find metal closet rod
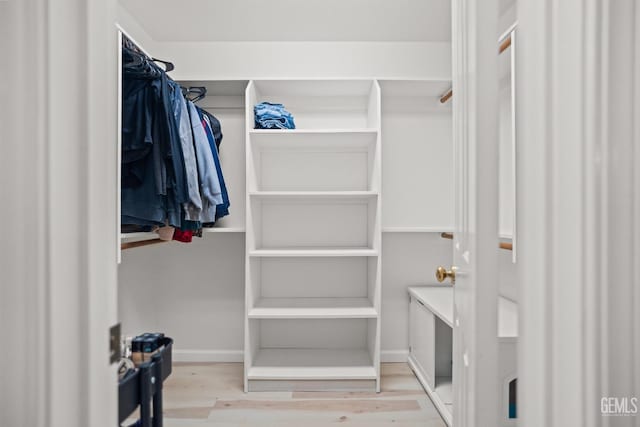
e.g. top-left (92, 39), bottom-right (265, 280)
top-left (439, 27), bottom-right (515, 104)
top-left (440, 232), bottom-right (513, 251)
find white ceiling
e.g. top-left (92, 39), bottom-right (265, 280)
top-left (119, 0), bottom-right (451, 42)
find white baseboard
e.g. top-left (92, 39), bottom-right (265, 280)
top-left (173, 349), bottom-right (408, 364)
top-left (173, 349), bottom-right (243, 363)
top-left (381, 350), bottom-right (409, 363)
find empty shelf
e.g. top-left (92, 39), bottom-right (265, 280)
top-left (249, 248), bottom-right (379, 257)
top-left (249, 191), bottom-right (378, 199)
top-left (249, 297), bottom-right (377, 319)
top-left (250, 130), bottom-right (377, 151)
top-left (248, 348), bottom-right (376, 380)
top-left (250, 128), bottom-right (378, 135)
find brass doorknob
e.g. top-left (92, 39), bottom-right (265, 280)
top-left (436, 266), bottom-right (457, 284)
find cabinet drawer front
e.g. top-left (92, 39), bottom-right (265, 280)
top-left (410, 298), bottom-right (436, 389)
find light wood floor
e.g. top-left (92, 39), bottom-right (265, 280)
top-left (158, 362), bottom-right (446, 427)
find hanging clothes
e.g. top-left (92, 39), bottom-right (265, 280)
top-left (200, 109), bottom-right (224, 150)
top-left (121, 46), bottom-right (182, 228)
top-left (198, 107), bottom-right (230, 223)
top-left (169, 80), bottom-right (202, 222)
top-left (120, 41), bottom-right (231, 241)
top-left (186, 100), bottom-right (222, 223)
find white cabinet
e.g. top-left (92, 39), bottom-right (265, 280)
top-left (408, 286), bottom-right (518, 426)
top-left (244, 80), bottom-right (382, 392)
top-left (408, 286), bottom-right (454, 426)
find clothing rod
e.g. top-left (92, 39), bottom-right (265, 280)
top-left (498, 22), bottom-right (517, 54)
top-left (499, 36), bottom-right (512, 54)
top-left (442, 232), bottom-right (514, 251)
top-left (439, 88), bottom-right (453, 104)
top-left (121, 239), bottom-right (168, 250)
top-left (498, 21), bottom-right (518, 44)
top-left (439, 23), bottom-right (517, 105)
top-left (499, 241), bottom-right (513, 251)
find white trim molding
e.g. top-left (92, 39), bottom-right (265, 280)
top-left (172, 349), bottom-right (409, 364)
top-left (173, 350), bottom-right (245, 363)
top-left (517, 1), bottom-right (639, 426)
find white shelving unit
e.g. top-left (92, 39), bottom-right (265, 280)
top-left (244, 79), bottom-right (382, 392)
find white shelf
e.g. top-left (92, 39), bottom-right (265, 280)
top-left (120, 228), bottom-right (245, 244)
top-left (250, 191), bottom-right (378, 199)
top-left (249, 297), bottom-right (377, 319)
top-left (248, 348), bottom-right (376, 380)
top-left (250, 128), bottom-right (378, 135)
top-left (249, 248), bottom-right (378, 257)
top-left (120, 232), bottom-right (157, 242)
top-left (202, 227), bottom-right (246, 233)
top-left (252, 79), bottom-right (375, 97)
top-left (250, 129), bottom-right (377, 151)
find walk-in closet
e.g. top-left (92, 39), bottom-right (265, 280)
top-left (5, 0), bottom-right (640, 426)
top-left (112, 0), bottom-right (521, 425)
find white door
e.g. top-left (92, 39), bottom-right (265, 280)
top-left (449, 0), bottom-right (501, 425)
top-left (0, 1), bottom-right (119, 426)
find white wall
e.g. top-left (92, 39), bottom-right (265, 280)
top-left (117, 4), bottom-right (156, 52)
top-left (119, 235), bottom-right (246, 361)
top-left (117, 4), bottom-right (451, 81)
top-left (381, 234), bottom-right (453, 360)
top-left (155, 41), bottom-right (451, 81)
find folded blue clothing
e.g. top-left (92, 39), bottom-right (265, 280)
top-left (254, 102), bottom-right (296, 130)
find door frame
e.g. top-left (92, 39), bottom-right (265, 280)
top-left (451, 0), bottom-right (501, 425)
top-left (0, 0), bottom-right (119, 426)
top-left (517, 1), bottom-right (640, 426)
